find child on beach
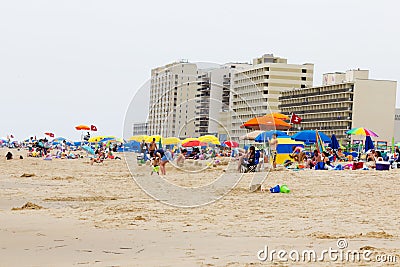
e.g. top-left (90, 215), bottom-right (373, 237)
top-left (151, 156), bottom-right (160, 175)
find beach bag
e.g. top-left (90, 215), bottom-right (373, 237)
top-left (352, 162), bottom-right (364, 170)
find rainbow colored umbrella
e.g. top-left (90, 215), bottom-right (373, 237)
top-left (346, 128), bottom-right (378, 137)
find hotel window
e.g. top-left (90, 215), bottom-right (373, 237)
top-left (302, 69), bottom-right (307, 73)
top-left (301, 77), bottom-right (306, 81)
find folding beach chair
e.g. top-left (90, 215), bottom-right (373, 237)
top-left (241, 150), bottom-right (260, 173)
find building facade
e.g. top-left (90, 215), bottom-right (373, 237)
top-left (148, 60), bottom-right (198, 138)
top-left (194, 63), bottom-right (250, 137)
top-left (279, 69), bottom-right (397, 143)
top-left (394, 108), bottom-right (400, 143)
top-left (132, 122), bottom-right (148, 136)
top-left (231, 54), bottom-right (314, 141)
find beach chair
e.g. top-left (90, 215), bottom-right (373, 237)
top-left (241, 150), bottom-right (260, 173)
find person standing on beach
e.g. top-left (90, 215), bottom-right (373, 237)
top-left (140, 139), bottom-right (148, 161)
top-left (149, 138), bottom-right (157, 158)
top-left (269, 134), bottom-right (278, 169)
top-left (155, 148), bottom-right (172, 175)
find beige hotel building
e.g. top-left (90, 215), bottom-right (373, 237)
top-left (279, 69), bottom-right (397, 143)
top-left (230, 54), bottom-right (314, 141)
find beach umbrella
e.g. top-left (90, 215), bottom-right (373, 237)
top-left (240, 116), bottom-right (291, 130)
top-left (75, 125), bottom-right (91, 131)
top-left (181, 137), bottom-right (199, 144)
top-left (145, 135), bottom-right (162, 143)
top-left (365, 136), bottom-right (375, 152)
top-left (239, 130), bottom-right (264, 140)
top-left (346, 127), bottom-right (378, 137)
top-left (315, 130), bottom-right (326, 153)
top-left (329, 134), bottom-right (340, 150)
top-left (52, 137), bottom-right (67, 143)
top-left (182, 140), bottom-right (207, 147)
top-left (291, 130), bottom-right (331, 145)
top-left (88, 136), bottom-right (105, 143)
top-left (100, 137), bottom-right (115, 143)
top-left (128, 135), bottom-right (149, 142)
top-left (264, 112), bottom-right (290, 120)
top-left (224, 141), bottom-right (239, 148)
top-left (82, 145), bottom-right (95, 155)
top-left (254, 130), bottom-right (289, 143)
top-left (163, 137), bottom-right (181, 145)
top-left (198, 135), bottom-right (220, 145)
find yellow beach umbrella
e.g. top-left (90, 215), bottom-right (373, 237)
top-left (129, 135), bottom-right (148, 142)
top-left (199, 135), bottom-right (219, 143)
top-left (163, 137), bottom-right (181, 145)
top-left (88, 136), bottom-right (105, 143)
top-left (145, 135), bottom-right (162, 143)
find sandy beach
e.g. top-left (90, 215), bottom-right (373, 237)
top-left (1, 148), bottom-right (399, 266)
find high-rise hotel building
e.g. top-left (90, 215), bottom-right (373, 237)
top-left (148, 60), bottom-right (198, 137)
top-left (279, 69), bottom-right (397, 143)
top-left (230, 54), bottom-right (314, 140)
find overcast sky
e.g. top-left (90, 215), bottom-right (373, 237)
top-left (1, 0), bottom-right (399, 140)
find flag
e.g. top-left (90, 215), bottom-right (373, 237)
top-left (91, 125), bottom-right (98, 131)
top-left (290, 113), bottom-right (302, 124)
top-left (45, 132), bottom-right (54, 138)
top-left (316, 130), bottom-right (325, 153)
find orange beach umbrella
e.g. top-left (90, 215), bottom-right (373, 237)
top-left (75, 125), bottom-right (91, 131)
top-left (240, 116), bottom-right (291, 130)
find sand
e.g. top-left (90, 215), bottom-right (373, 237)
top-left (0, 148), bottom-right (399, 266)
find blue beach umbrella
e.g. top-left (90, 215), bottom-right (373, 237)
top-left (291, 130), bottom-right (331, 145)
top-left (364, 136), bottom-right (375, 152)
top-left (82, 145), bottom-right (95, 155)
top-left (329, 134), bottom-right (340, 150)
top-left (254, 130), bottom-right (289, 143)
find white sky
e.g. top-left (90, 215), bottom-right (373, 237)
top-left (1, 0), bottom-right (399, 140)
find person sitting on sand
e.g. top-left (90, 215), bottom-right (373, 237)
top-left (176, 149), bottom-right (187, 166)
top-left (90, 151), bottom-right (105, 165)
top-left (6, 151), bottom-right (13, 160)
top-left (336, 148), bottom-right (346, 161)
top-left (289, 145), bottom-right (306, 163)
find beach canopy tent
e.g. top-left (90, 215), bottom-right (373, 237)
top-left (254, 130), bottom-right (290, 143)
top-left (181, 137), bottom-right (199, 144)
top-left (291, 130), bottom-right (331, 145)
top-left (239, 130), bottom-right (264, 141)
top-left (123, 140), bottom-right (140, 152)
top-left (274, 138), bottom-right (305, 165)
top-left (240, 116), bottom-right (291, 131)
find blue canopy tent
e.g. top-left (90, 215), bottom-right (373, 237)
top-left (291, 130), bottom-right (331, 145)
top-left (254, 130), bottom-right (290, 143)
top-left (123, 140), bottom-right (140, 152)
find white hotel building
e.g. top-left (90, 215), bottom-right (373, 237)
top-left (230, 54), bottom-right (314, 140)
